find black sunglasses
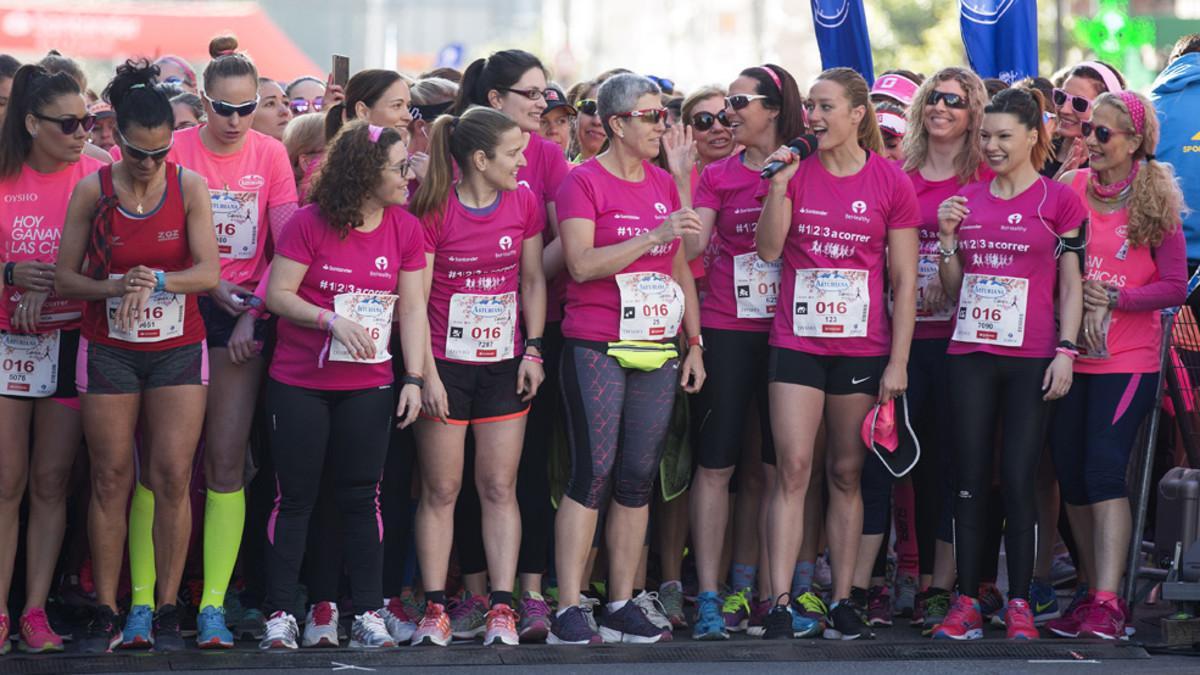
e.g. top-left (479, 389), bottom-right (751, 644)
top-left (725, 94), bottom-right (769, 111)
top-left (204, 93), bottom-right (260, 117)
top-left (577, 99), bottom-right (598, 116)
top-left (691, 110), bottom-right (731, 132)
top-left (289, 97), bottom-right (324, 115)
top-left (1081, 121), bottom-right (1132, 144)
top-left (1053, 88), bottom-right (1092, 115)
top-left (501, 87), bottom-right (549, 101)
top-left (118, 130), bottom-right (173, 163)
top-left (926, 90), bottom-right (968, 109)
top-left (32, 112), bottom-right (97, 135)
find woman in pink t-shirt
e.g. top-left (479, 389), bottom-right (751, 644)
top-left (934, 87), bottom-right (1086, 641)
top-left (1046, 92), bottom-right (1186, 640)
top-left (405, 107), bottom-right (547, 647)
top-left (260, 122), bottom-right (426, 650)
top-left (0, 62), bottom-right (103, 655)
top-left (682, 65), bottom-right (805, 640)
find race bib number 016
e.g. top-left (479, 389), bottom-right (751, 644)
top-left (210, 190), bottom-right (259, 260)
top-left (446, 292), bottom-right (516, 363)
top-left (733, 252), bottom-right (781, 319)
top-left (0, 329), bottom-right (58, 397)
top-left (106, 275), bottom-right (185, 343)
top-left (953, 273), bottom-right (1028, 347)
top-left (792, 268), bottom-right (869, 338)
top-left (331, 293), bottom-right (396, 364)
top-left (616, 272), bottom-right (684, 341)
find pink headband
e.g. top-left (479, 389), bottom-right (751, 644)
top-left (217, 49), bottom-right (237, 57)
top-left (368, 124), bottom-right (384, 143)
top-left (758, 66), bottom-right (782, 93)
top-left (877, 111), bottom-right (907, 137)
top-left (871, 74), bottom-right (920, 107)
top-left (1115, 91), bottom-right (1147, 135)
top-left (1075, 61), bottom-right (1123, 94)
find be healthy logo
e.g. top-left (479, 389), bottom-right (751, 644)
top-left (960, 0), bottom-right (1017, 25)
top-left (812, 0), bottom-right (851, 29)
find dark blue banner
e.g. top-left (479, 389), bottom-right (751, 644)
top-left (811, 0), bottom-right (875, 83)
top-left (959, 0), bottom-right (1039, 83)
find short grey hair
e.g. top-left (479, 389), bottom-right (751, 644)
top-left (598, 73), bottom-right (661, 138)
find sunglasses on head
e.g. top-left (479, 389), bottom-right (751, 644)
top-left (725, 94), bottom-right (769, 111)
top-left (203, 93), bottom-right (260, 117)
top-left (691, 110), bottom-right (731, 132)
top-left (118, 129), bottom-right (173, 163)
top-left (1053, 88), bottom-right (1092, 115)
top-left (576, 99), bottom-right (598, 116)
top-left (289, 97), bottom-right (324, 115)
top-left (926, 90), bottom-right (968, 109)
top-left (615, 108), bottom-right (668, 124)
top-left (501, 87), bottom-right (549, 101)
top-left (1081, 121), bottom-right (1133, 144)
top-left (32, 112), bottom-right (97, 135)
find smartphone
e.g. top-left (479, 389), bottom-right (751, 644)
top-left (331, 54), bottom-right (350, 88)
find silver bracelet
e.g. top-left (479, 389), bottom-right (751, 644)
top-left (937, 240), bottom-right (958, 262)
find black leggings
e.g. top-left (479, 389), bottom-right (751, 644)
top-left (560, 339), bottom-right (678, 509)
top-left (947, 352), bottom-right (1052, 601)
top-left (264, 379), bottom-right (393, 614)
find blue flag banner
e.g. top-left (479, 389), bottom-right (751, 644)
top-left (959, 0), bottom-right (1039, 83)
top-left (811, 0), bottom-right (875, 83)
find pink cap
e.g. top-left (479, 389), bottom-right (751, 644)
top-left (870, 74), bottom-right (920, 107)
top-left (877, 111), bottom-right (907, 137)
top-left (861, 399), bottom-right (898, 454)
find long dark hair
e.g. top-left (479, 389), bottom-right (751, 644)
top-left (449, 50), bottom-right (545, 116)
top-left (104, 59), bottom-right (175, 134)
top-left (324, 69), bottom-right (405, 141)
top-left (0, 64), bottom-right (82, 179)
top-left (309, 121), bottom-right (404, 238)
top-left (738, 64), bottom-right (806, 143)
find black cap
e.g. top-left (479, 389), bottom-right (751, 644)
top-left (542, 85), bottom-right (575, 116)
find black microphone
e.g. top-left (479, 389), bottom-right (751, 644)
top-left (760, 134), bottom-right (819, 179)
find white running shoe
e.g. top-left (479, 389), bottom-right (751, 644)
top-left (302, 601), bottom-right (340, 648)
top-left (632, 591), bottom-right (672, 632)
top-left (379, 598), bottom-right (417, 644)
top-left (580, 596), bottom-right (601, 634)
top-left (258, 611), bottom-right (299, 650)
top-left (350, 611), bottom-right (396, 649)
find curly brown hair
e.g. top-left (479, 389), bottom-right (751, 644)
top-left (308, 120), bottom-right (404, 238)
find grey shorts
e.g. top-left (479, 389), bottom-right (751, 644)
top-left (81, 339), bottom-right (209, 395)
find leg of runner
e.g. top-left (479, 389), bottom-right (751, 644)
top-left (472, 416), bottom-right (525, 646)
top-left (22, 400), bottom-right (82, 615)
top-left (0, 398), bottom-right (33, 624)
top-left (656, 489), bottom-right (689, 629)
top-left (765, 382), bottom-right (824, 606)
top-left (413, 416), bottom-right (469, 646)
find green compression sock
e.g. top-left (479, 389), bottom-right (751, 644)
top-left (128, 482), bottom-right (157, 609)
top-left (200, 488), bottom-right (245, 611)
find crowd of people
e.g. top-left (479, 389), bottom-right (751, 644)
top-left (0, 30), bottom-right (1197, 656)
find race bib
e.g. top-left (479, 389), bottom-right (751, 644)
top-left (0, 330), bottom-right (58, 397)
top-left (330, 293), bottom-right (396, 364)
top-left (210, 189), bottom-right (259, 260)
top-left (106, 275), bottom-right (185, 343)
top-left (792, 268), bottom-right (869, 338)
top-left (616, 272), bottom-right (684, 341)
top-left (953, 273), bottom-right (1028, 347)
top-left (915, 254), bottom-right (954, 323)
top-left (446, 292), bottom-right (516, 363)
top-left (733, 252), bottom-right (782, 319)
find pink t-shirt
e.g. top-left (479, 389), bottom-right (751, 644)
top-left (167, 126), bottom-right (298, 287)
top-left (695, 153), bottom-right (770, 332)
top-left (768, 152), bottom-right (921, 356)
top-left (423, 188), bottom-right (545, 363)
top-left (0, 156), bottom-right (105, 332)
top-left (686, 165), bottom-right (706, 283)
top-left (947, 176), bottom-right (1088, 359)
top-left (557, 158), bottom-right (683, 342)
top-left (522, 132), bottom-right (569, 324)
top-left (269, 204), bottom-right (425, 390)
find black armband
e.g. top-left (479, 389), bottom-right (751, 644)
top-left (1058, 219), bottom-right (1087, 274)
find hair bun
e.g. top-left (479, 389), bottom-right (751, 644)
top-left (208, 35), bottom-right (239, 59)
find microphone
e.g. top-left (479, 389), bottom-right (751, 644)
top-left (760, 134), bottom-right (819, 179)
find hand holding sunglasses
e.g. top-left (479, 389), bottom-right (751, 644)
top-left (203, 93), bottom-right (260, 117)
top-left (32, 112), bottom-right (98, 135)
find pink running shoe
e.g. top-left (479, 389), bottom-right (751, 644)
top-left (0, 613), bottom-right (10, 655)
top-left (19, 608), bottom-right (64, 653)
top-left (1047, 594), bottom-right (1093, 638)
top-left (932, 595), bottom-right (982, 640)
top-left (411, 602), bottom-right (451, 647)
top-left (1077, 599), bottom-right (1125, 640)
top-left (1005, 599), bottom-right (1039, 640)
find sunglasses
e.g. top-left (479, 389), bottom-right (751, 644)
top-left (691, 110), bottom-right (731, 132)
top-left (615, 108), bottom-right (668, 124)
top-left (32, 112), bottom-right (97, 135)
top-left (576, 99), bottom-right (598, 116)
top-left (501, 87), bottom-right (549, 101)
top-left (1081, 121), bottom-right (1133, 144)
top-left (926, 90), bottom-right (969, 109)
top-left (1053, 88), bottom-right (1092, 115)
top-left (725, 94), bottom-right (769, 111)
top-left (289, 97), bottom-right (324, 115)
top-left (203, 93), bottom-right (260, 117)
top-left (118, 130), bottom-right (173, 163)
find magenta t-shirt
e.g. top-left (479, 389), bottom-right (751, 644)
top-left (947, 176), bottom-right (1087, 359)
top-left (519, 132), bottom-right (569, 209)
top-left (694, 154), bottom-right (771, 332)
top-left (557, 158), bottom-right (683, 342)
top-left (768, 152), bottom-right (920, 356)
top-left (423, 188), bottom-right (545, 363)
top-left (269, 204), bottom-right (425, 390)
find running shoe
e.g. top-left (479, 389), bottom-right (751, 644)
top-left (911, 588), bottom-right (930, 626)
top-left (977, 583), bottom-right (1005, 622)
top-left (1118, 596), bottom-right (1136, 637)
top-left (814, 555), bottom-right (833, 589)
top-left (921, 588), bottom-right (952, 635)
top-left (411, 602), bottom-right (451, 647)
top-left (824, 601), bottom-right (872, 640)
top-left (1077, 599), bottom-right (1125, 640)
top-left (746, 597), bottom-right (771, 637)
top-left (720, 588), bottom-right (751, 632)
top-left (302, 601), bottom-right (340, 648)
top-left (1046, 586), bottom-right (1093, 638)
top-left (259, 611), bottom-right (299, 650)
top-left (350, 610), bottom-right (396, 648)
top-left (548, 605), bottom-right (602, 645)
top-left (598, 602), bottom-right (665, 644)
top-left (197, 605), bottom-right (234, 649)
top-left (632, 590), bottom-right (673, 635)
top-left (449, 594), bottom-right (488, 640)
top-left (235, 607), bottom-right (267, 641)
top-left (517, 591), bottom-right (551, 643)
top-left (1049, 553), bottom-right (1077, 587)
top-left (692, 591), bottom-right (729, 641)
top-left (399, 590), bottom-right (425, 623)
top-left (795, 591), bottom-right (829, 633)
top-left (19, 607), bottom-right (64, 653)
top-left (659, 582), bottom-right (687, 629)
top-left (580, 596), bottom-right (601, 634)
top-left (152, 604), bottom-right (185, 652)
top-left (120, 604), bottom-right (154, 649)
top-left (932, 595), bottom-right (982, 641)
top-left (790, 604), bottom-right (821, 638)
top-left (80, 605), bottom-right (122, 653)
top-left (867, 586), bottom-right (893, 627)
top-left (894, 574), bottom-right (918, 619)
top-left (1028, 578), bottom-right (1061, 623)
top-left (1005, 598), bottom-right (1039, 640)
top-left (379, 596), bottom-right (418, 644)
top-left (762, 604), bottom-right (793, 640)
top-left (483, 604), bottom-right (520, 646)
top-left (0, 613), bottom-right (9, 656)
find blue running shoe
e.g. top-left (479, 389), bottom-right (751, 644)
top-left (197, 605), bottom-right (235, 648)
top-left (692, 592), bottom-right (729, 641)
top-left (120, 604), bottom-right (154, 649)
top-left (1029, 579), bottom-right (1061, 624)
top-left (790, 605), bottom-right (821, 638)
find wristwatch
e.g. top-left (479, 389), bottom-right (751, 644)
top-left (687, 334), bottom-right (705, 351)
top-left (524, 337), bottom-right (544, 353)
